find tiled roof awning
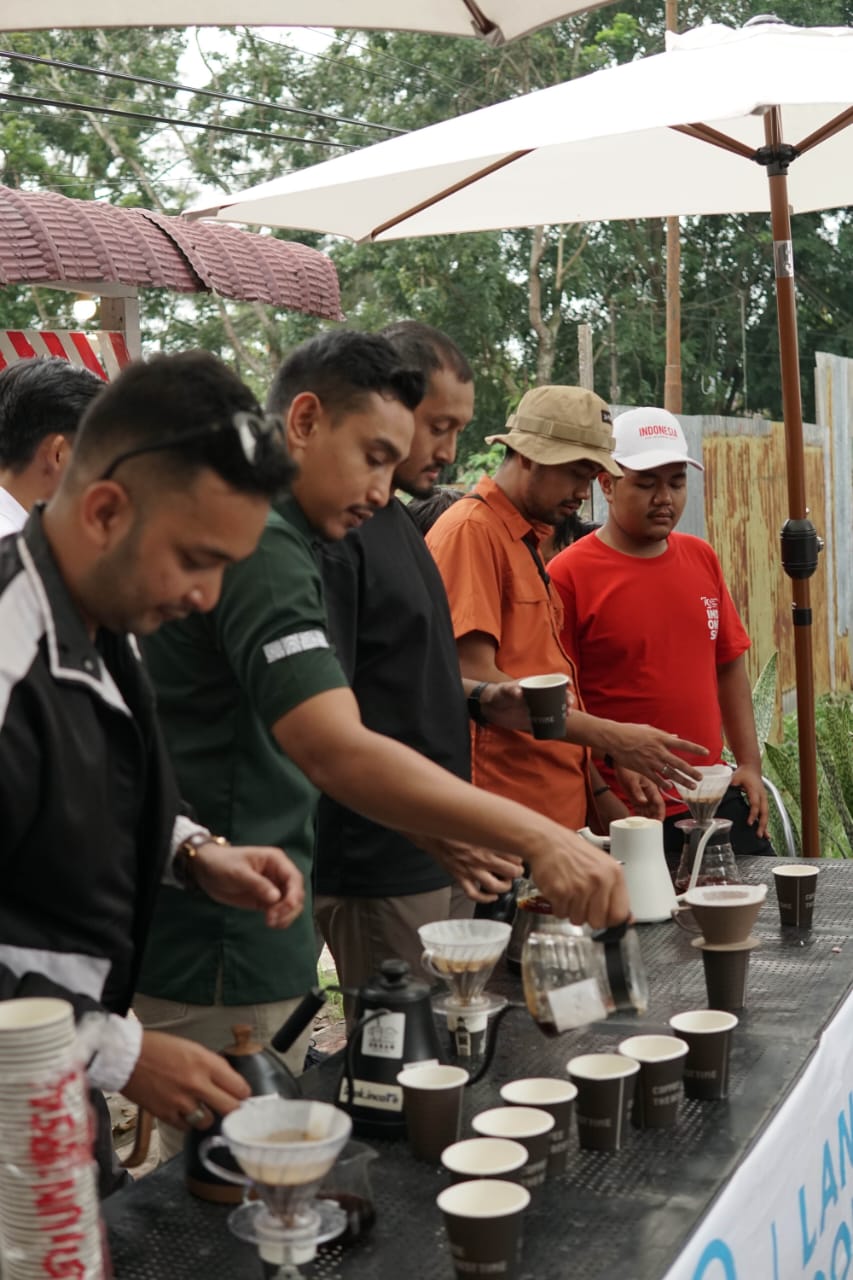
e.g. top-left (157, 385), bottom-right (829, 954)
top-left (0, 185), bottom-right (342, 320)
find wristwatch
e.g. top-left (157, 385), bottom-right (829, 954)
top-left (173, 832), bottom-right (228, 890)
top-left (467, 681), bottom-right (491, 727)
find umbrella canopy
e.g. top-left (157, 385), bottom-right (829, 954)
top-left (8, 0), bottom-right (613, 43)
top-left (196, 18), bottom-right (853, 856)
top-left (192, 21), bottom-right (853, 238)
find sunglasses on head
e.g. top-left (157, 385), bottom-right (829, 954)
top-left (98, 410), bottom-right (285, 481)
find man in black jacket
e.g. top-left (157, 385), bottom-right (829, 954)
top-left (0, 351), bottom-right (303, 1194)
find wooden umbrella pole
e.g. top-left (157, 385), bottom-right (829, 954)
top-left (664, 0), bottom-right (682, 413)
top-left (764, 107), bottom-right (820, 857)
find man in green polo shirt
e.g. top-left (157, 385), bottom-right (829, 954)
top-left (136, 329), bottom-right (629, 1160)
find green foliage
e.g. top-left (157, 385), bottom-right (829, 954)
top-left (2, 0), bottom-right (853, 425)
top-left (454, 443), bottom-right (505, 490)
top-left (723, 651), bottom-right (853, 857)
top-left (317, 964), bottom-right (344, 1022)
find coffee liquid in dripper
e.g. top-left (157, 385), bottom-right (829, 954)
top-left (685, 791), bottom-right (728, 824)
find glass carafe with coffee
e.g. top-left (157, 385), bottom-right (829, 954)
top-left (418, 919), bottom-right (511, 1071)
top-left (521, 908), bottom-right (649, 1037)
top-left (670, 765), bottom-right (741, 895)
top-left (199, 1097), bottom-right (351, 1277)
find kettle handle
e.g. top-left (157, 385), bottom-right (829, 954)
top-left (198, 1135), bottom-right (251, 1187)
top-left (270, 986), bottom-right (327, 1054)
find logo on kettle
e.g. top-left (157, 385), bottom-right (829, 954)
top-left (361, 1012), bottom-right (406, 1060)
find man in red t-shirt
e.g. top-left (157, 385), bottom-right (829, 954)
top-left (549, 405), bottom-right (771, 857)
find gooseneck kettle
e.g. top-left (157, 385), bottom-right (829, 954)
top-left (339, 959), bottom-right (444, 1139)
top-left (185, 987), bottom-right (325, 1202)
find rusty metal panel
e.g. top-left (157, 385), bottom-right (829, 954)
top-left (703, 411), bottom-right (842, 705)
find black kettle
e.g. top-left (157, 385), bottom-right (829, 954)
top-left (339, 958), bottom-right (444, 1139)
top-left (185, 988), bottom-right (325, 1202)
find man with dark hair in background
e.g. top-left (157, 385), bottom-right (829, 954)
top-left (0, 357), bottom-right (104, 535)
top-left (0, 351), bottom-right (304, 1195)
top-left (138, 331), bottom-right (628, 1118)
top-left (316, 322), bottom-right (532, 996)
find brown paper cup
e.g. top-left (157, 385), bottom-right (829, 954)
top-left (694, 936), bottom-right (758, 1011)
top-left (772, 865), bottom-right (819, 928)
top-left (566, 1054), bottom-right (639, 1152)
top-left (617, 1035), bottom-right (688, 1130)
top-left (669, 1010), bottom-right (738, 1100)
top-left (397, 1065), bottom-right (468, 1163)
top-left (519, 674), bottom-right (569, 740)
top-left (499, 1078), bottom-right (577, 1176)
top-left (471, 1107), bottom-right (554, 1190)
top-left (438, 1179), bottom-right (531, 1280)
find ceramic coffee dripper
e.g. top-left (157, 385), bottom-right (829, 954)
top-left (609, 817), bottom-right (677, 923)
top-left (674, 883), bottom-right (768, 945)
top-left (200, 1096), bottom-right (351, 1266)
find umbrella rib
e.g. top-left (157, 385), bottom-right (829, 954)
top-left (672, 123), bottom-right (756, 161)
top-left (370, 150), bottom-right (532, 241)
top-left (461, 0), bottom-right (501, 41)
top-left (795, 106), bottom-right (853, 156)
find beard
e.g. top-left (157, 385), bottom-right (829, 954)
top-left (78, 520), bottom-right (148, 635)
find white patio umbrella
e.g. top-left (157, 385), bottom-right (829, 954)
top-left (9, 0), bottom-right (613, 43)
top-left (194, 17), bottom-right (853, 856)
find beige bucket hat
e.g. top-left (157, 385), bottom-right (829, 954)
top-left (485, 385), bottom-right (622, 476)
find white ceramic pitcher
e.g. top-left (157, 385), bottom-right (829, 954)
top-left (609, 817), bottom-right (677, 923)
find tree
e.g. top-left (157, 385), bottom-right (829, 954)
top-left (2, 1), bottom-right (853, 437)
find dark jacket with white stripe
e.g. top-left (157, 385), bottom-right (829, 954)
top-left (0, 509), bottom-right (181, 1024)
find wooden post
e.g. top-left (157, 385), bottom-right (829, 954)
top-left (99, 294), bottom-right (141, 359)
top-left (664, 0), bottom-right (683, 413)
top-left (765, 107), bottom-right (820, 857)
top-left (578, 323), bottom-right (594, 390)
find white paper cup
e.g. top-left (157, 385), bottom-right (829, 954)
top-left (440, 1137), bottom-right (528, 1182)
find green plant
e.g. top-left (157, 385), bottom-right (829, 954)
top-left (736, 651), bottom-right (853, 859)
top-left (317, 965), bottom-right (345, 1023)
top-left (453, 443), bottom-right (505, 490)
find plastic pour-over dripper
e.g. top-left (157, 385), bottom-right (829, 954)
top-left (418, 919), bottom-right (511, 1006)
top-left (200, 1096), bottom-right (352, 1273)
top-left (672, 764), bottom-right (733, 824)
top-left (671, 765), bottom-right (735, 897)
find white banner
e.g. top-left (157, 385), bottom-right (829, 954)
top-left (664, 992), bottom-right (853, 1280)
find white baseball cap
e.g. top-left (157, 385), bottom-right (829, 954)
top-left (612, 407), bottom-right (704, 472)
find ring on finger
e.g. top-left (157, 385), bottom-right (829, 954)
top-left (183, 1104), bottom-right (208, 1128)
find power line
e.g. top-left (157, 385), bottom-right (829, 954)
top-left (246, 27), bottom-right (489, 110)
top-left (0, 46), bottom-right (405, 138)
top-left (0, 89), bottom-right (357, 150)
top-left (301, 25), bottom-right (486, 99)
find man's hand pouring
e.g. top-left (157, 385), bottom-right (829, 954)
top-left (525, 829), bottom-right (629, 930)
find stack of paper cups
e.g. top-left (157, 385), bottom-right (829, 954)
top-left (0, 998), bottom-right (107, 1280)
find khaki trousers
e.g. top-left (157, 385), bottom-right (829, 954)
top-left (133, 989), bottom-right (315, 1163)
top-left (314, 884), bottom-right (474, 1023)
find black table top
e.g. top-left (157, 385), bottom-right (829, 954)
top-left (103, 858), bottom-right (852, 1280)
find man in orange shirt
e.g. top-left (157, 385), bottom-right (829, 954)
top-left (427, 386), bottom-right (706, 832)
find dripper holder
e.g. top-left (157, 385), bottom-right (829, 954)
top-left (418, 919), bottom-right (513, 1077)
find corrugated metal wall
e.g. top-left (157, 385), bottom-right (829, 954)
top-left (647, 351), bottom-right (853, 711)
